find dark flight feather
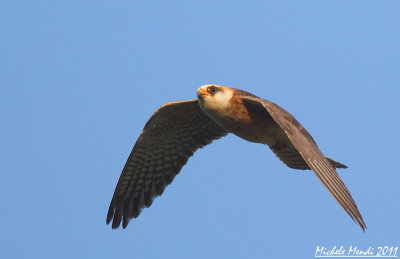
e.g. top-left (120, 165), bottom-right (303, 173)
top-left (107, 100), bottom-right (227, 229)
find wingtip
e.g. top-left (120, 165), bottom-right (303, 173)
top-left (106, 206), bottom-right (114, 226)
top-left (106, 218), bottom-right (120, 230)
top-left (106, 207), bottom-right (123, 229)
top-left (352, 210), bottom-right (367, 232)
top-left (359, 224), bottom-right (367, 232)
top-left (346, 208), bottom-right (367, 232)
top-left (358, 218), bottom-right (367, 232)
top-left (112, 218), bottom-right (122, 229)
top-left (122, 217), bottom-right (130, 229)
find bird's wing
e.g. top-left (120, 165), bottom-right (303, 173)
top-left (107, 99), bottom-right (227, 229)
top-left (241, 96), bottom-right (366, 231)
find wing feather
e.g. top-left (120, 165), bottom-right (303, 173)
top-left (242, 96), bottom-right (366, 231)
top-left (107, 99), bottom-right (227, 229)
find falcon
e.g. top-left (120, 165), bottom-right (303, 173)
top-left (107, 84), bottom-right (366, 231)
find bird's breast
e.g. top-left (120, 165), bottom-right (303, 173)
top-left (202, 97), bottom-right (284, 145)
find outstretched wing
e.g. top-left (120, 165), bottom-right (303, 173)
top-left (107, 99), bottom-right (227, 229)
top-left (242, 96), bottom-right (366, 231)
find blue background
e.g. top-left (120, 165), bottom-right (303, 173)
top-left (2, 1), bottom-right (399, 258)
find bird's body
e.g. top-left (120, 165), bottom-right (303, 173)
top-left (107, 84), bottom-right (366, 231)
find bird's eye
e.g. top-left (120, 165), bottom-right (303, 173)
top-left (207, 86), bottom-right (216, 93)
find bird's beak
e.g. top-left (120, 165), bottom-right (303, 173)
top-left (197, 88), bottom-right (208, 99)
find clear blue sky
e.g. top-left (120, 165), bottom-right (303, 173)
top-left (1, 1), bottom-right (399, 258)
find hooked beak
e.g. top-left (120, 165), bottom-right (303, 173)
top-left (197, 88), bottom-right (208, 99)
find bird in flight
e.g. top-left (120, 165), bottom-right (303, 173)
top-left (107, 84), bottom-right (366, 231)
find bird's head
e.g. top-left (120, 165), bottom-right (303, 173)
top-left (197, 84), bottom-right (234, 115)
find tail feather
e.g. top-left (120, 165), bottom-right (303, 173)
top-left (269, 144), bottom-right (348, 170)
top-left (326, 157), bottom-right (348, 169)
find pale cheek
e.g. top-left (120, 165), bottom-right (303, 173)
top-left (215, 90), bottom-right (233, 108)
top-left (208, 102), bottom-right (219, 112)
top-left (198, 100), bottom-right (218, 117)
top-left (203, 101), bottom-right (217, 113)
